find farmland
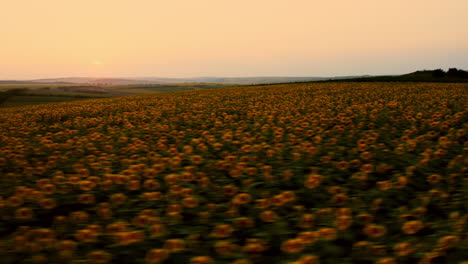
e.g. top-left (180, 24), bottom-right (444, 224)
top-left (0, 83), bottom-right (236, 108)
top-left (0, 82), bottom-right (467, 264)
top-left (0, 85), bottom-right (120, 108)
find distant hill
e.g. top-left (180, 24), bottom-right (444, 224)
top-left (321, 68), bottom-right (468, 83)
top-left (10, 76), bottom-right (370, 85)
top-left (3, 69), bottom-right (467, 85)
top-left (0, 80), bottom-right (70, 85)
top-left (28, 76), bottom-right (336, 85)
top-left (31, 78), bottom-right (141, 85)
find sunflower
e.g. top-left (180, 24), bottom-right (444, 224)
top-left (78, 194), bottom-right (95, 204)
top-left (75, 229), bottom-right (97, 243)
top-left (233, 193), bottom-right (252, 205)
top-left (189, 256), bottom-right (214, 264)
top-left (163, 239), bottom-right (185, 253)
top-left (363, 224), bottom-right (386, 238)
top-left (318, 228), bottom-right (337, 241)
top-left (211, 224), bottom-right (234, 238)
top-left (281, 239), bottom-right (304, 253)
top-left (145, 249), bottom-right (169, 263)
top-left (15, 207), bottom-right (34, 220)
top-left (260, 210), bottom-right (277, 223)
top-left (297, 255), bottom-right (320, 264)
top-left (401, 220), bottom-right (424, 235)
top-left (393, 242), bottom-right (413, 256)
top-left (297, 231), bottom-right (319, 244)
top-left (86, 250), bottom-right (112, 264)
top-left (214, 240), bottom-right (236, 256)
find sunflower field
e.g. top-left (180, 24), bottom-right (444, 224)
top-left (0, 82), bottom-right (467, 264)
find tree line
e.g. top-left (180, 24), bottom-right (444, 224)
top-left (432, 68), bottom-right (468, 78)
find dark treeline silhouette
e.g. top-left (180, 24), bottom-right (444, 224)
top-left (312, 68), bottom-right (468, 83)
top-left (432, 68), bottom-right (468, 78)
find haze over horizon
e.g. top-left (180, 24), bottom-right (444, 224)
top-left (1, 0), bottom-right (467, 80)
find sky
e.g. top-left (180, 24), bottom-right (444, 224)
top-left (1, 0), bottom-right (467, 79)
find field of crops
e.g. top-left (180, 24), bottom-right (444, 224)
top-left (0, 82), bottom-right (466, 264)
top-left (0, 86), bottom-right (119, 108)
top-left (0, 84), bottom-right (76, 92)
top-left (0, 96), bottom-right (93, 108)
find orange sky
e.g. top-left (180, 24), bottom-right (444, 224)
top-left (1, 0), bottom-right (467, 79)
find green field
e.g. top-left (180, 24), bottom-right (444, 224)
top-left (0, 95), bottom-right (91, 108)
top-left (0, 86), bottom-right (119, 108)
top-left (19, 90), bottom-right (115, 98)
top-left (0, 84), bottom-right (75, 92)
top-left (0, 83), bottom-right (240, 108)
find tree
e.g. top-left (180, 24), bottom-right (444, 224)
top-left (432, 69), bottom-right (446, 78)
top-left (447, 68), bottom-right (459, 77)
top-left (447, 68), bottom-right (468, 78)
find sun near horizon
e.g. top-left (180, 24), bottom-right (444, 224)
top-left (1, 0), bottom-right (467, 79)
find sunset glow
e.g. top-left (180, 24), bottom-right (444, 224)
top-left (1, 0), bottom-right (467, 79)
